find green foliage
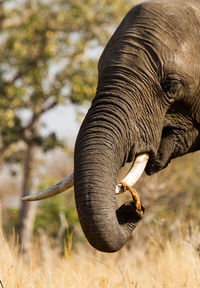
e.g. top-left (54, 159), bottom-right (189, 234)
top-left (34, 178), bottom-right (82, 245)
top-left (0, 0), bottom-right (135, 159)
top-left (35, 193), bottom-right (76, 234)
top-left (3, 180), bottom-right (81, 246)
top-left (3, 191), bottom-right (82, 247)
top-left (70, 59), bottom-right (98, 103)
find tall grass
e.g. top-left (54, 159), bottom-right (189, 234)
top-left (1, 223), bottom-right (200, 288)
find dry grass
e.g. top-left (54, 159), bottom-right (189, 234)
top-left (1, 224), bottom-right (200, 288)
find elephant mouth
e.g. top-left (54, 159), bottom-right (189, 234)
top-left (145, 132), bottom-right (175, 176)
top-left (145, 155), bottom-right (170, 175)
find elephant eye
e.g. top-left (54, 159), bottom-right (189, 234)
top-left (161, 78), bottom-right (184, 100)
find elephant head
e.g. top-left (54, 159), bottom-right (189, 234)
top-left (23, 0), bottom-right (200, 252)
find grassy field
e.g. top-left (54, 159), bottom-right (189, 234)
top-left (1, 223), bottom-right (200, 288)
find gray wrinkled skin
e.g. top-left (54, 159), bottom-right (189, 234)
top-left (74, 0), bottom-right (200, 252)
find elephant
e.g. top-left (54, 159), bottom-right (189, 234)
top-left (23, 0), bottom-right (200, 252)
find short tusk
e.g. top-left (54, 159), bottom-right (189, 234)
top-left (116, 153), bottom-right (149, 194)
top-left (22, 173), bottom-right (74, 201)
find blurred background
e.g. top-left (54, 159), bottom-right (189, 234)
top-left (0, 0), bottom-right (200, 260)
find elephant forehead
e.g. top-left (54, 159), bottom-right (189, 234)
top-left (161, 39), bottom-right (200, 92)
top-left (173, 41), bottom-right (200, 77)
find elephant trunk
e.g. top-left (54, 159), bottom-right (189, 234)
top-left (74, 99), bottom-right (143, 252)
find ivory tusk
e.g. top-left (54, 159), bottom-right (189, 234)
top-left (117, 161), bottom-right (133, 182)
top-left (115, 153), bottom-right (149, 194)
top-left (22, 173), bottom-right (74, 201)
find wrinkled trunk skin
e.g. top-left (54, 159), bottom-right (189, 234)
top-left (73, 1), bottom-right (167, 252)
top-left (74, 97), bottom-right (144, 252)
top-left (74, 66), bottom-right (164, 252)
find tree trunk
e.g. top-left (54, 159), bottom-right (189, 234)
top-left (19, 144), bottom-right (37, 260)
